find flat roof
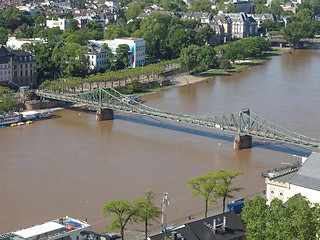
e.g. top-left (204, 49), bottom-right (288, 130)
top-left (13, 222), bottom-right (64, 238)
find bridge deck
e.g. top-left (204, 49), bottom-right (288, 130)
top-left (36, 88), bottom-right (320, 149)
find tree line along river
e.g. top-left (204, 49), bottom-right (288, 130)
top-left (0, 47), bottom-right (320, 234)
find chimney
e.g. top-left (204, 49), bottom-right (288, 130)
top-left (213, 219), bottom-right (218, 234)
top-left (222, 216), bottom-right (228, 231)
top-left (171, 231), bottom-right (177, 240)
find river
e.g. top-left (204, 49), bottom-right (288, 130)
top-left (1, 48), bottom-right (320, 234)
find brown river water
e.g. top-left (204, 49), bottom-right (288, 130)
top-left (1, 48), bottom-right (320, 234)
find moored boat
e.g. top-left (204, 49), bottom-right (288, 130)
top-left (0, 112), bottom-right (20, 126)
top-left (0, 216), bottom-right (93, 240)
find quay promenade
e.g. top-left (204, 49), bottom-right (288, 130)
top-left (124, 191), bottom-right (265, 240)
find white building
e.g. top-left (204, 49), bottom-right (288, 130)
top-left (6, 37), bottom-right (44, 50)
top-left (46, 18), bottom-right (68, 31)
top-left (91, 38), bottom-right (145, 68)
top-left (85, 44), bottom-right (109, 70)
top-left (105, 0), bottom-right (120, 7)
top-left (265, 152), bottom-right (320, 204)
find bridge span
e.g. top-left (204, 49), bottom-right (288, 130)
top-left (36, 87), bottom-right (320, 150)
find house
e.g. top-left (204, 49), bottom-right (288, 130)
top-left (46, 18), bottom-right (68, 31)
top-left (148, 211), bottom-right (246, 240)
top-left (0, 45), bottom-right (37, 87)
top-left (85, 44), bottom-right (109, 70)
top-left (221, 12), bottom-right (257, 39)
top-left (265, 152), bottom-right (320, 204)
top-left (0, 45), bottom-right (13, 84)
top-left (11, 49), bottom-right (37, 87)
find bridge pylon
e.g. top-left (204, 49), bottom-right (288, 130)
top-left (234, 135), bottom-right (252, 150)
top-left (96, 108), bottom-right (114, 121)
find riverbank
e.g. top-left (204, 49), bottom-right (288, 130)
top-left (167, 48), bottom-right (291, 89)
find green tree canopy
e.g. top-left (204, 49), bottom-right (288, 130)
top-left (242, 196), bottom-right (320, 240)
top-left (0, 86), bottom-right (16, 112)
top-left (114, 44), bottom-right (131, 69)
top-left (102, 199), bottom-right (139, 240)
top-left (282, 21), bottom-right (314, 48)
top-left (135, 190), bottom-right (162, 238)
top-left (187, 171), bottom-right (220, 218)
top-left (190, 0), bottom-right (212, 12)
top-left (125, 3), bottom-right (144, 21)
top-left (214, 169), bottom-right (244, 212)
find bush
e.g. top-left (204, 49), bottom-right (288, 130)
top-left (219, 58), bottom-right (232, 70)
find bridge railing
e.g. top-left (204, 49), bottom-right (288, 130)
top-left (36, 88), bottom-right (320, 149)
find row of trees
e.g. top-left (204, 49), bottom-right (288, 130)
top-left (179, 36), bottom-right (272, 73)
top-left (39, 60), bottom-right (178, 93)
top-left (102, 169), bottom-right (243, 240)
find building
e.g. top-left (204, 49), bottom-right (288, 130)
top-left (85, 44), bottom-right (109, 70)
top-left (46, 18), bottom-right (68, 31)
top-left (0, 46), bottom-right (13, 84)
top-left (0, 46), bottom-right (37, 87)
top-left (265, 152), bottom-right (320, 204)
top-left (0, 216), bottom-right (92, 240)
top-left (12, 49), bottom-right (37, 87)
top-left (148, 211), bottom-right (246, 240)
top-left (91, 38), bottom-right (145, 68)
top-left (6, 37), bottom-right (44, 50)
top-left (104, 0), bottom-right (120, 7)
top-left (222, 12), bottom-right (258, 39)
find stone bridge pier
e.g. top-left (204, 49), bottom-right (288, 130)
top-left (96, 108), bottom-right (114, 121)
top-left (234, 135), bottom-right (252, 150)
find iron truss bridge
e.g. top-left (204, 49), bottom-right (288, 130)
top-left (36, 87), bottom-right (320, 149)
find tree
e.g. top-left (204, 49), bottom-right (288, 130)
top-left (0, 27), bottom-right (8, 45)
top-left (0, 86), bottom-right (16, 112)
top-left (190, 0), bottom-right (212, 12)
top-left (102, 199), bottom-right (138, 240)
top-left (270, 0), bottom-right (283, 18)
top-left (65, 10), bottom-right (73, 19)
top-left (214, 169), bottom-right (244, 212)
top-left (68, 19), bottom-right (79, 33)
top-left (199, 45), bottom-right (218, 69)
top-left (226, 3), bottom-right (238, 13)
top-left (196, 27), bottom-right (214, 46)
top-left (242, 196), bottom-right (320, 240)
top-left (282, 21), bottom-right (313, 48)
top-left (293, 8), bottom-right (314, 22)
top-left (125, 3), bottom-right (144, 21)
top-left (136, 190), bottom-right (162, 238)
top-left (114, 44), bottom-right (131, 69)
top-left (179, 44), bottom-right (201, 72)
top-left (219, 58), bottom-right (232, 70)
top-left (187, 171), bottom-right (220, 218)
top-left (104, 25), bottom-right (129, 40)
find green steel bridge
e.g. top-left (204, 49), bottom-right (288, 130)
top-left (36, 87), bottom-right (320, 149)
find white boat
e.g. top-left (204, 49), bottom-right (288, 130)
top-left (0, 113), bottom-right (20, 126)
top-left (122, 95), bottom-right (140, 104)
top-left (0, 216), bottom-right (92, 240)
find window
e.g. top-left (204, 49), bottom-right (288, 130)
top-left (271, 190), bottom-right (274, 195)
top-left (279, 192), bottom-right (283, 197)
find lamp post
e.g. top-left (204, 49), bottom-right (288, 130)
top-left (161, 192), bottom-right (169, 230)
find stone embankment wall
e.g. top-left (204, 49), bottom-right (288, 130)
top-left (24, 100), bottom-right (66, 110)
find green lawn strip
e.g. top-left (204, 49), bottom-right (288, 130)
top-left (141, 85), bottom-right (176, 93)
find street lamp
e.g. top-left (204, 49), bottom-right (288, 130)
top-left (161, 192), bottom-right (170, 230)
